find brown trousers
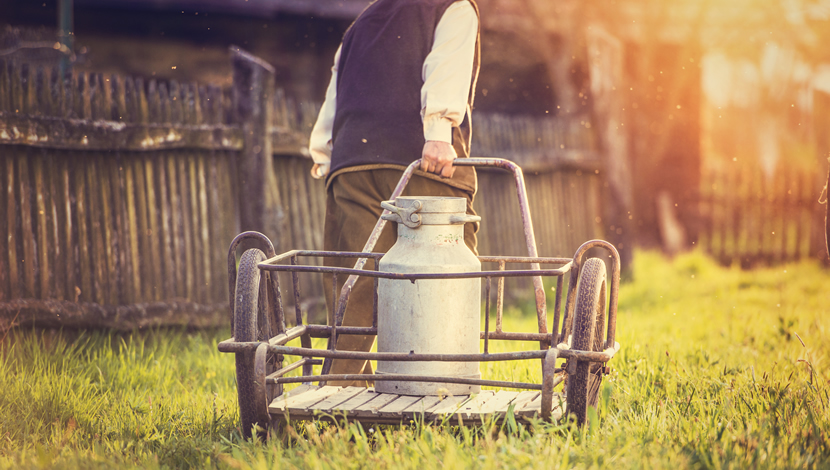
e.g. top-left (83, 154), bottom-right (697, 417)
top-left (323, 169), bottom-right (478, 386)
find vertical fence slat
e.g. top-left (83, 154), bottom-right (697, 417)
top-left (60, 157), bottom-right (76, 300)
top-left (0, 155), bottom-right (5, 301)
top-left (18, 152), bottom-right (38, 298)
top-left (166, 155), bottom-right (184, 298)
top-left (7, 155), bottom-right (20, 300)
top-left (86, 157), bottom-right (108, 304)
top-left (157, 154), bottom-right (175, 300)
top-left (197, 156), bottom-right (211, 300)
top-left (133, 155), bottom-right (151, 300)
top-left (169, 81), bottom-right (182, 124)
top-left (34, 154), bottom-right (51, 299)
top-left (99, 157), bottom-right (118, 305)
top-left (21, 64), bottom-right (33, 115)
top-left (207, 153), bottom-right (222, 302)
top-left (0, 60), bottom-right (9, 113)
top-left (187, 152), bottom-right (204, 302)
top-left (178, 155), bottom-right (195, 300)
top-left (117, 159), bottom-right (134, 305)
top-left (144, 156), bottom-right (162, 301)
top-left (124, 161), bottom-right (141, 302)
top-left (1, 156), bottom-right (12, 301)
top-left (47, 156), bottom-right (63, 301)
top-left (72, 155), bottom-right (89, 301)
top-left (108, 157), bottom-right (126, 304)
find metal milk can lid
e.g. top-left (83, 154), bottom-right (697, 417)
top-left (380, 196), bottom-right (481, 228)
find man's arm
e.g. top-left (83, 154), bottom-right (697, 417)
top-left (308, 45), bottom-right (341, 179)
top-left (420, 1), bottom-right (478, 178)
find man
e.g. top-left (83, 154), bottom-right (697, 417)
top-left (308, 0), bottom-right (481, 385)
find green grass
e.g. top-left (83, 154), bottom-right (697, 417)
top-left (0, 250), bottom-right (828, 469)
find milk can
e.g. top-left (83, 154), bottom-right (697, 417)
top-left (375, 196), bottom-right (482, 396)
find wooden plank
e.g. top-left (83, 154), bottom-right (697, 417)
top-left (72, 154), bottom-right (93, 302)
top-left (402, 396), bottom-right (444, 416)
top-left (468, 390), bottom-right (520, 417)
top-left (516, 394), bottom-right (544, 419)
top-left (197, 156), bottom-right (211, 301)
top-left (374, 394), bottom-right (423, 418)
top-left (112, 74), bottom-right (127, 122)
top-left (329, 388), bottom-right (385, 413)
top-left (425, 395), bottom-right (472, 419)
top-left (206, 153), bottom-right (222, 302)
top-left (169, 81), bottom-right (183, 124)
top-left (268, 384), bottom-right (319, 412)
top-left (33, 154), bottom-right (51, 299)
top-left (34, 67), bottom-right (46, 117)
top-left (0, 61), bottom-right (9, 112)
top-left (510, 390), bottom-right (541, 413)
top-left (10, 64), bottom-right (23, 115)
top-left (188, 153), bottom-right (204, 302)
top-left (456, 390), bottom-right (496, 418)
top-left (178, 155), bottom-right (194, 300)
top-left (98, 157), bottom-right (117, 305)
top-left (123, 162), bottom-right (141, 302)
top-left (86, 156), bottom-right (108, 305)
top-left (0, 111), bottom-right (244, 151)
top-left (144, 156), bottom-right (162, 301)
top-left (156, 155), bottom-right (175, 300)
top-left (1, 155), bottom-right (12, 301)
top-left (312, 386), bottom-right (367, 413)
top-left (109, 155), bottom-right (127, 304)
top-left (134, 157), bottom-right (151, 300)
top-left (88, 73), bottom-right (102, 121)
top-left (351, 393), bottom-right (402, 418)
top-left (0, 154), bottom-right (5, 300)
top-left (21, 64), bottom-right (32, 116)
top-left (18, 153), bottom-right (37, 298)
top-left (196, 85), bottom-right (208, 126)
top-left (45, 155), bottom-right (63, 300)
top-left (166, 155), bottom-right (184, 298)
top-left (147, 80), bottom-right (160, 124)
top-left (124, 76), bottom-right (138, 123)
top-left (507, 391), bottom-right (540, 415)
top-left (59, 157), bottom-right (75, 300)
top-left (280, 386), bottom-right (344, 416)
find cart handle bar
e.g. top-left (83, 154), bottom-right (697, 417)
top-left (324, 158), bottom-right (549, 376)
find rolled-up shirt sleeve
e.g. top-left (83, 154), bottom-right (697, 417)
top-left (309, 45), bottom-right (341, 168)
top-left (421, 1), bottom-right (478, 144)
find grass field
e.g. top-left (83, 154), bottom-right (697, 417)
top-left (1, 250), bottom-right (828, 469)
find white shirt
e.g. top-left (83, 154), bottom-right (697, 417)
top-left (308, 1), bottom-right (479, 177)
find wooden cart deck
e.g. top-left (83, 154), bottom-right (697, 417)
top-left (269, 385), bottom-right (565, 425)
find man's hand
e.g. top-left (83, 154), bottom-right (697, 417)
top-left (310, 163), bottom-right (329, 180)
top-left (420, 140), bottom-right (457, 178)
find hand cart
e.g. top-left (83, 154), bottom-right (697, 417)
top-left (218, 158), bottom-right (621, 438)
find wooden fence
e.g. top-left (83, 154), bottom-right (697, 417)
top-left (0, 59), bottom-right (245, 329)
top-left (698, 163), bottom-right (826, 267)
top-left (1, 49), bottom-right (605, 330)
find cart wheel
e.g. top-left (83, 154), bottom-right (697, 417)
top-left (566, 257), bottom-right (607, 425)
top-left (234, 248), bottom-right (271, 439)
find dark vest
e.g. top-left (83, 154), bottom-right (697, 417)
top-left (330, 0), bottom-right (480, 191)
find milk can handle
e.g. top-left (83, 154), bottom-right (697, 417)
top-left (449, 214), bottom-right (482, 224)
top-left (380, 200), bottom-right (422, 228)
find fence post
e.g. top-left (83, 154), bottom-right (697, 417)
top-left (231, 47), bottom-right (281, 241)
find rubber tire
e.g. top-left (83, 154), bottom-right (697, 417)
top-left (566, 257), bottom-right (607, 425)
top-left (234, 248), bottom-right (269, 439)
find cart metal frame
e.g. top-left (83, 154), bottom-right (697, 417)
top-left (218, 158), bottom-right (621, 437)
